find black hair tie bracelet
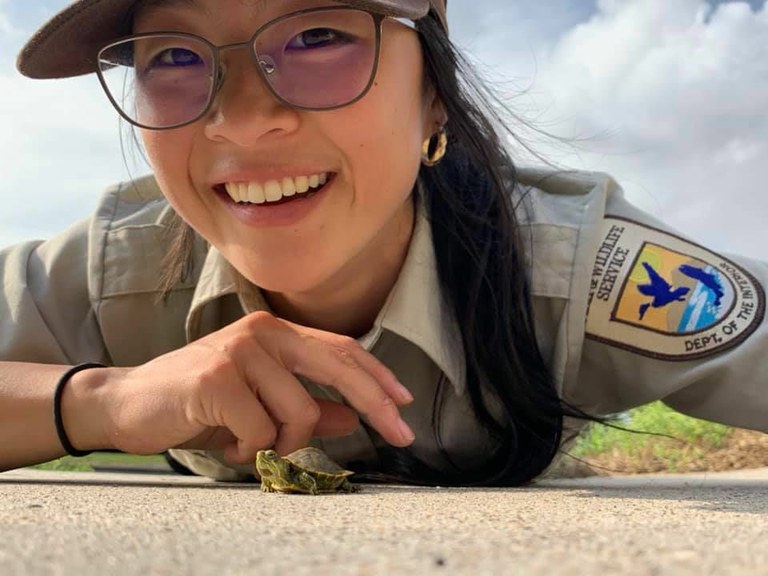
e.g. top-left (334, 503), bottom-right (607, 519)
top-left (53, 362), bottom-right (106, 457)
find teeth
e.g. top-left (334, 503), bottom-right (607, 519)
top-left (281, 177), bottom-right (297, 197)
top-left (264, 181), bottom-right (282, 202)
top-left (295, 176), bottom-right (309, 193)
top-left (224, 172), bottom-right (329, 204)
top-left (248, 182), bottom-right (265, 204)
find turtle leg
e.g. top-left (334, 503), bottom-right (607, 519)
top-left (261, 479), bottom-right (275, 493)
top-left (341, 479), bottom-right (358, 493)
top-left (298, 472), bottom-right (319, 495)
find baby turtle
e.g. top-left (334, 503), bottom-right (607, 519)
top-left (255, 447), bottom-right (357, 495)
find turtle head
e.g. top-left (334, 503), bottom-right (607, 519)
top-left (255, 449), bottom-right (288, 479)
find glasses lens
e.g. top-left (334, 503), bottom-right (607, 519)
top-left (98, 35), bottom-right (215, 129)
top-left (255, 9), bottom-right (378, 108)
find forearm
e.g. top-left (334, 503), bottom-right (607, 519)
top-left (0, 362), bottom-right (112, 472)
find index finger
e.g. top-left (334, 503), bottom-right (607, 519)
top-left (296, 324), bottom-right (415, 405)
top-left (258, 319), bottom-right (416, 447)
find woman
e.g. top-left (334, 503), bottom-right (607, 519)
top-left (1, 0), bottom-right (765, 484)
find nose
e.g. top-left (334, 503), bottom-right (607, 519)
top-left (203, 53), bottom-right (300, 146)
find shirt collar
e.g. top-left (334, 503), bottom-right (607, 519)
top-left (373, 202), bottom-right (466, 394)
top-left (185, 199), bottom-right (466, 395)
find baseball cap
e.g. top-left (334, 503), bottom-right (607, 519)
top-left (17, 0), bottom-right (448, 80)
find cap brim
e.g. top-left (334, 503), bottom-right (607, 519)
top-left (17, 0), bottom-right (439, 80)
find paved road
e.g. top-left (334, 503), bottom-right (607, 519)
top-left (1, 467), bottom-right (767, 575)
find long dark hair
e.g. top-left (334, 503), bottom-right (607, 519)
top-left (357, 11), bottom-right (577, 486)
top-left (157, 9), bottom-right (588, 486)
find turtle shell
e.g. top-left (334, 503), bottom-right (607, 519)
top-left (284, 447), bottom-right (355, 478)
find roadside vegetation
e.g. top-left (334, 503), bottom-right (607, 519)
top-left (33, 452), bottom-right (167, 473)
top-left (571, 401), bottom-right (768, 475)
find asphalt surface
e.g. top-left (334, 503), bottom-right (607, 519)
top-left (1, 467), bottom-right (767, 576)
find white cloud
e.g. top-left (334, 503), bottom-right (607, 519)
top-left (0, 0), bottom-right (766, 264)
top-left (0, 14), bottom-right (11, 36)
top-left (0, 7), bottom-right (24, 55)
top-left (0, 1), bottom-right (136, 247)
top-left (505, 0), bottom-right (768, 259)
top-left (0, 71), bottom-right (135, 243)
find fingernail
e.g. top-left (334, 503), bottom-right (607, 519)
top-left (398, 419), bottom-right (416, 444)
top-left (395, 380), bottom-right (414, 403)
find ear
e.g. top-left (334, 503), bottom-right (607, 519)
top-left (422, 86), bottom-right (448, 139)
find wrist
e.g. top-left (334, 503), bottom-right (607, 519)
top-left (59, 364), bottom-right (113, 453)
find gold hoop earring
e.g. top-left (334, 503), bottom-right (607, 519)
top-left (421, 128), bottom-right (448, 167)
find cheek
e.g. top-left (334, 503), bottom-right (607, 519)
top-left (336, 83), bottom-right (426, 190)
top-left (141, 132), bottom-right (171, 185)
top-left (358, 39), bottom-right (430, 170)
top-left (139, 130), bottom-right (193, 203)
top-left (139, 130), bottom-right (163, 171)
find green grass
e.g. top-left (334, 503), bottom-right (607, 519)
top-left (32, 452), bottom-right (168, 472)
top-left (571, 401), bottom-right (733, 472)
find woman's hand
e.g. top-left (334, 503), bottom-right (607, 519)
top-left (81, 311), bottom-right (414, 464)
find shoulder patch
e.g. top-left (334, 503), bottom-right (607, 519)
top-left (585, 217), bottom-right (765, 360)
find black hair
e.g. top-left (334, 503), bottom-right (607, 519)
top-left (356, 10), bottom-right (596, 486)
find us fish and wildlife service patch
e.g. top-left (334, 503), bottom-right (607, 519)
top-left (585, 217), bottom-right (765, 360)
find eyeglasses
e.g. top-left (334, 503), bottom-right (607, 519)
top-left (96, 7), bottom-right (416, 130)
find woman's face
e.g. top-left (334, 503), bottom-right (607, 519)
top-left (134, 0), bottom-right (443, 296)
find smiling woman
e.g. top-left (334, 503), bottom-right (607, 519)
top-left (0, 0), bottom-right (766, 486)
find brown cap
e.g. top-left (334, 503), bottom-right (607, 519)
top-left (17, 0), bottom-right (448, 80)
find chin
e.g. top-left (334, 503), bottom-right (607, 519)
top-left (238, 261), bottom-right (339, 295)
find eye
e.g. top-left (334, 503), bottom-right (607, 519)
top-left (286, 28), bottom-right (352, 49)
top-left (152, 47), bottom-right (204, 68)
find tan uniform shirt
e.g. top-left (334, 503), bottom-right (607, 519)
top-left (1, 168), bottom-right (765, 480)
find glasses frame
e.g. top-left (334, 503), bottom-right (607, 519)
top-left (96, 6), bottom-right (417, 131)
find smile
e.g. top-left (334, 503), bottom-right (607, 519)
top-left (223, 172), bottom-right (331, 205)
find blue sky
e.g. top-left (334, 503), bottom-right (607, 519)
top-left (1, 0), bottom-right (767, 259)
